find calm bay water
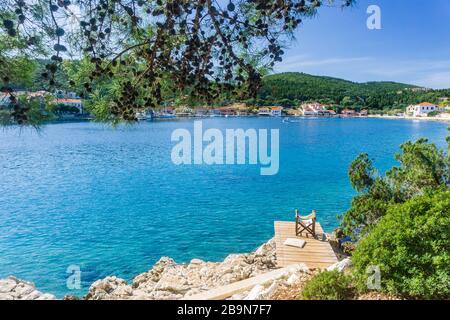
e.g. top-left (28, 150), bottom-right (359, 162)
top-left (0, 117), bottom-right (448, 297)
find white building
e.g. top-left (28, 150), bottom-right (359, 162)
top-left (409, 102), bottom-right (439, 117)
top-left (257, 107), bottom-right (271, 116)
top-left (270, 106), bottom-right (283, 117)
top-left (299, 102), bottom-right (329, 116)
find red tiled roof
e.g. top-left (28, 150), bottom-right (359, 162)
top-left (418, 102), bottom-right (435, 107)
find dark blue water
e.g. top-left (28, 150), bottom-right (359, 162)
top-left (0, 118), bottom-right (448, 297)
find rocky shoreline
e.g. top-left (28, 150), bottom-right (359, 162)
top-left (0, 276), bottom-right (56, 300)
top-left (0, 238), bottom-right (348, 300)
top-left (85, 238), bottom-right (281, 300)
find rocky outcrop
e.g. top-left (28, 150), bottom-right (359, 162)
top-left (327, 258), bottom-right (352, 272)
top-left (229, 263), bottom-right (311, 300)
top-left (85, 238), bottom-right (277, 300)
top-left (1, 237), bottom-right (332, 300)
top-left (0, 276), bottom-right (55, 300)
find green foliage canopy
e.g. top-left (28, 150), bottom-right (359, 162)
top-left (351, 190), bottom-right (450, 299)
top-left (300, 270), bottom-right (355, 300)
top-left (341, 137), bottom-right (449, 237)
top-left (1, 0), bottom-right (355, 125)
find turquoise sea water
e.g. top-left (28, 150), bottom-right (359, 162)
top-left (0, 117), bottom-right (448, 297)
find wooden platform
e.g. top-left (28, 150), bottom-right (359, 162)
top-left (274, 221), bottom-right (338, 269)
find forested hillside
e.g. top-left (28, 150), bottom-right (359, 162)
top-left (255, 72), bottom-right (450, 110)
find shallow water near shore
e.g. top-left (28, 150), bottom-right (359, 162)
top-left (0, 117), bottom-right (448, 297)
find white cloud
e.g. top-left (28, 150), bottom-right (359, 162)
top-left (366, 59), bottom-right (450, 78)
top-left (272, 52), bottom-right (450, 89)
top-left (413, 72), bottom-right (450, 89)
top-left (365, 59), bottom-right (450, 88)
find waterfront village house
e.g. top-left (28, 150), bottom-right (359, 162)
top-left (270, 106), bottom-right (283, 117)
top-left (194, 107), bottom-right (209, 116)
top-left (359, 109), bottom-right (368, 116)
top-left (257, 107), bottom-right (271, 116)
top-left (406, 105), bottom-right (415, 115)
top-left (2, 91), bottom-right (51, 109)
top-left (55, 98), bottom-right (84, 114)
top-left (163, 106), bottom-right (176, 114)
top-left (341, 108), bottom-right (357, 116)
top-left (175, 106), bottom-right (194, 117)
top-left (407, 102), bottom-right (439, 117)
top-left (215, 106), bottom-right (236, 116)
top-left (299, 102), bottom-right (329, 116)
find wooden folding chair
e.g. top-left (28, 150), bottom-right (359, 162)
top-left (295, 209), bottom-right (316, 237)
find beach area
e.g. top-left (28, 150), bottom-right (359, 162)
top-left (367, 114), bottom-right (450, 123)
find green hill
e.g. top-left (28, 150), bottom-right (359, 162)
top-left (256, 72), bottom-right (425, 109)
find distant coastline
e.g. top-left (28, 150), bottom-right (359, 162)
top-left (367, 114), bottom-right (450, 123)
top-left (45, 113), bottom-right (450, 125)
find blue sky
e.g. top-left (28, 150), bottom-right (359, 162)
top-left (274, 0), bottom-right (450, 89)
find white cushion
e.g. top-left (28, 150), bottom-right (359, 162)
top-left (303, 219), bottom-right (313, 226)
top-left (284, 238), bottom-right (306, 248)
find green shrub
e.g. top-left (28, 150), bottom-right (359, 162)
top-left (300, 270), bottom-right (354, 300)
top-left (351, 190), bottom-right (450, 299)
top-left (427, 111), bottom-right (439, 117)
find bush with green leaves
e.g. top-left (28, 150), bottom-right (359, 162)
top-left (351, 190), bottom-right (450, 299)
top-left (300, 270), bottom-right (355, 300)
top-left (341, 138), bottom-right (449, 237)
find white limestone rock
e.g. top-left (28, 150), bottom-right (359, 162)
top-left (86, 238), bottom-right (278, 300)
top-left (190, 258), bottom-right (204, 265)
top-left (327, 258), bottom-right (352, 272)
top-left (0, 276), bottom-right (56, 300)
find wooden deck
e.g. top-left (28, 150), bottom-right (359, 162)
top-left (274, 221), bottom-right (338, 269)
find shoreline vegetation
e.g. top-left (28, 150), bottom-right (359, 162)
top-left (2, 72), bottom-right (450, 126)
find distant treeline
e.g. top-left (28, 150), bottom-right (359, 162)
top-left (251, 72), bottom-right (450, 110)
